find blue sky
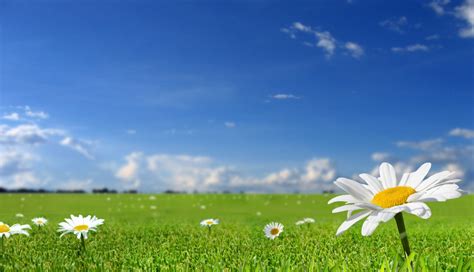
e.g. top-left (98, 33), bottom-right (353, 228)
top-left (1, 0), bottom-right (473, 192)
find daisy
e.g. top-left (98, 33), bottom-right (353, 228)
top-left (329, 162), bottom-right (462, 255)
top-left (58, 215), bottom-right (104, 240)
top-left (15, 213), bottom-right (24, 218)
top-left (295, 220), bottom-right (305, 226)
top-left (200, 218), bottom-right (219, 234)
top-left (264, 222), bottom-right (284, 240)
top-left (0, 222), bottom-right (31, 238)
top-left (32, 217), bottom-right (48, 227)
top-left (303, 218), bottom-right (315, 223)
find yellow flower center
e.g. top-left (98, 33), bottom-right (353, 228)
top-left (371, 186), bottom-right (416, 208)
top-left (206, 221), bottom-right (214, 225)
top-left (74, 224), bottom-right (89, 231)
top-left (37, 220), bottom-right (43, 224)
top-left (0, 224), bottom-right (10, 233)
top-left (270, 228), bottom-right (280, 235)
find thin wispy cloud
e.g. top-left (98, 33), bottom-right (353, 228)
top-left (391, 44), bottom-right (430, 53)
top-left (379, 16), bottom-right (408, 33)
top-left (271, 94), bottom-right (301, 100)
top-left (2, 113), bottom-right (20, 121)
top-left (428, 0), bottom-right (451, 15)
top-left (60, 137), bottom-right (95, 160)
top-left (224, 122), bottom-right (236, 128)
top-left (281, 22), bottom-right (362, 59)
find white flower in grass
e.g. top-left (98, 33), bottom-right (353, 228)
top-left (58, 215), bottom-right (104, 239)
top-left (295, 220), bottom-right (305, 226)
top-left (329, 162), bottom-right (463, 236)
top-left (264, 222), bottom-right (284, 239)
top-left (200, 219), bottom-right (219, 227)
top-left (0, 222), bottom-right (31, 238)
top-left (15, 213), bottom-right (24, 218)
top-left (32, 217), bottom-right (48, 227)
top-left (303, 218), bottom-right (315, 223)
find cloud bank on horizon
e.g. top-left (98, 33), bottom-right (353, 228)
top-left (1, 0), bottom-right (473, 192)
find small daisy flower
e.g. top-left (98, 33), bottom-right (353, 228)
top-left (303, 218), bottom-right (315, 223)
top-left (264, 222), bottom-right (284, 240)
top-left (0, 222), bottom-right (31, 238)
top-left (32, 217), bottom-right (48, 227)
top-left (200, 219), bottom-right (219, 227)
top-left (329, 162), bottom-right (463, 256)
top-left (58, 215), bottom-right (104, 240)
top-left (15, 213), bottom-right (24, 218)
top-left (295, 220), bottom-right (305, 226)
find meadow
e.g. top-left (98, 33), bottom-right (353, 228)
top-left (0, 193), bottom-right (472, 271)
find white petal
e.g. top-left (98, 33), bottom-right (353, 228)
top-left (335, 178), bottom-right (373, 202)
top-left (332, 205), bottom-right (362, 214)
top-left (379, 162), bottom-right (397, 188)
top-left (405, 163), bottom-right (431, 189)
top-left (414, 170), bottom-right (452, 192)
top-left (336, 210), bottom-right (372, 236)
top-left (359, 173), bottom-right (383, 193)
top-left (361, 218), bottom-right (380, 236)
top-left (328, 194), bottom-right (358, 204)
top-left (398, 173), bottom-right (410, 186)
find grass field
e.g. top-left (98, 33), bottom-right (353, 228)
top-left (0, 193), bottom-right (472, 271)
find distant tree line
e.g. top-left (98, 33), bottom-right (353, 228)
top-left (0, 187), bottom-right (138, 194)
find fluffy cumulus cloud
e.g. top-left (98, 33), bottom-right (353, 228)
top-left (115, 152), bottom-right (143, 188)
top-left (113, 153), bottom-right (338, 193)
top-left (455, 0), bottom-right (474, 38)
top-left (0, 106), bottom-right (96, 189)
top-left (281, 22), bottom-right (362, 59)
top-left (449, 128), bottom-right (474, 139)
top-left (369, 131), bottom-right (474, 191)
top-left (344, 42), bottom-right (364, 58)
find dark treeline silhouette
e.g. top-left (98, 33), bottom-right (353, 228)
top-left (0, 187), bottom-right (138, 194)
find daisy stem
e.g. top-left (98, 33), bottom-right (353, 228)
top-left (394, 213), bottom-right (411, 257)
top-left (208, 226), bottom-right (211, 235)
top-left (80, 234), bottom-right (86, 253)
top-left (0, 236), bottom-right (3, 252)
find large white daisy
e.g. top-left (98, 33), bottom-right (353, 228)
top-left (0, 222), bottom-right (31, 238)
top-left (329, 162), bottom-right (462, 236)
top-left (58, 215), bottom-right (104, 239)
top-left (264, 222), bottom-right (284, 239)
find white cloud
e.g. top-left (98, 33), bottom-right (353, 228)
top-left (114, 152), bottom-right (338, 193)
top-left (282, 22), bottom-right (359, 59)
top-left (455, 0), bottom-right (474, 38)
top-left (428, 0), bottom-right (451, 15)
top-left (224, 122), bottom-right (236, 128)
top-left (449, 128), bottom-right (474, 139)
top-left (396, 138), bottom-right (443, 150)
top-left (0, 149), bottom-right (43, 188)
top-left (391, 44), bottom-right (430, 53)
top-left (379, 16), bottom-right (408, 33)
top-left (0, 124), bottom-right (64, 145)
top-left (371, 152), bottom-right (392, 162)
top-left (2, 113), bottom-right (20, 121)
top-left (60, 137), bottom-right (94, 159)
top-left (344, 42), bottom-right (364, 58)
top-left (115, 152), bottom-right (142, 188)
top-left (271, 94), bottom-right (301, 100)
top-left (25, 109), bottom-right (48, 119)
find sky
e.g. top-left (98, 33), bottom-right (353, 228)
top-left (0, 0), bottom-right (473, 193)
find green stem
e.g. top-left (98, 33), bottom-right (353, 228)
top-left (394, 213), bottom-right (411, 256)
top-left (1, 236), bottom-right (4, 253)
top-left (80, 234), bottom-right (86, 253)
top-left (208, 226), bottom-right (211, 235)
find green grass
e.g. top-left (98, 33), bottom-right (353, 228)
top-left (0, 194), bottom-right (473, 271)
